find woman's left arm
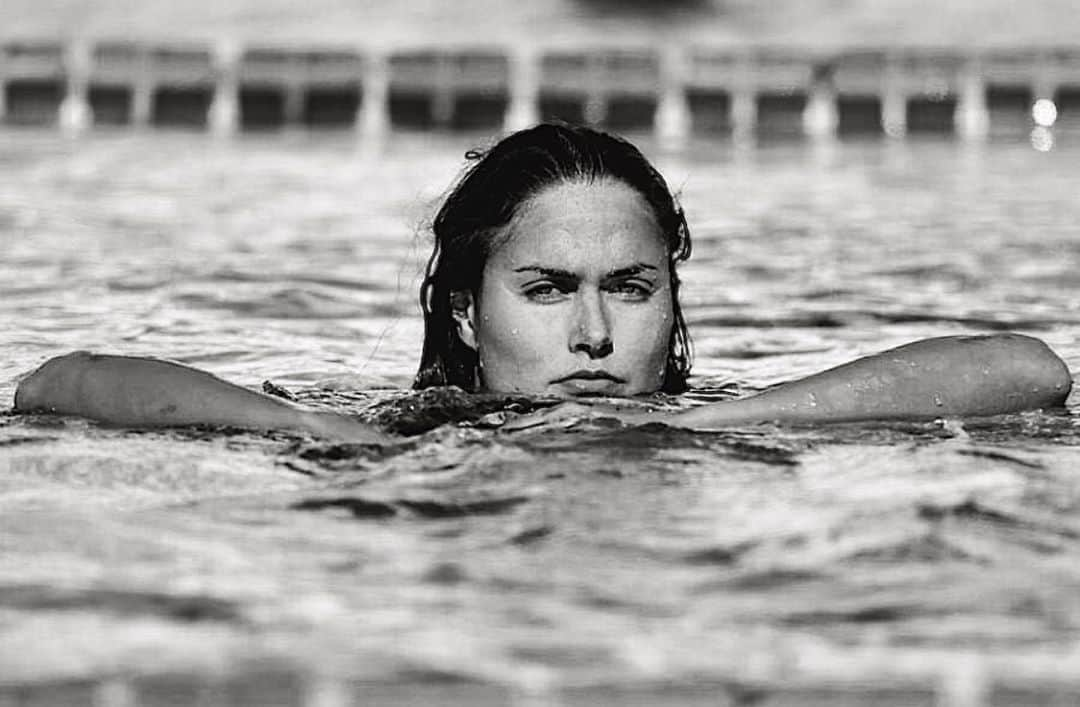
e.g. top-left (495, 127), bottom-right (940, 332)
top-left (668, 334), bottom-right (1072, 429)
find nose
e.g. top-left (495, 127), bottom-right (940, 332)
top-left (569, 290), bottom-right (613, 358)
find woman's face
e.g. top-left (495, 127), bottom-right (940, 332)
top-left (455, 179), bottom-right (673, 397)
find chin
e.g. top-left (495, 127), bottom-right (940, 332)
top-left (480, 376), bottom-right (659, 399)
top-left (550, 380), bottom-right (633, 399)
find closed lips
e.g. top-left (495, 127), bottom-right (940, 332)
top-left (552, 370), bottom-right (625, 383)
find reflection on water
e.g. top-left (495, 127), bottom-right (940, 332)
top-left (2, 131), bottom-right (1080, 701)
top-left (1032, 125), bottom-right (1055, 151)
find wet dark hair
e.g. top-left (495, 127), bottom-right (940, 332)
top-left (413, 122), bottom-right (693, 393)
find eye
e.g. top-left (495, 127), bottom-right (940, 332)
top-left (607, 280), bottom-right (654, 301)
top-left (523, 281), bottom-right (570, 303)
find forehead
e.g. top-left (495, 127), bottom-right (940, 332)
top-left (490, 179), bottom-right (666, 272)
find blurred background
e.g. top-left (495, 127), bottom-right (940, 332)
top-left (4, 0), bottom-right (1080, 45)
top-left (2, 0), bottom-right (1080, 142)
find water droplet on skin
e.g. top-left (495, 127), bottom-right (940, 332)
top-left (933, 395), bottom-right (944, 407)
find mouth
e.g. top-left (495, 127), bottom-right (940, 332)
top-left (552, 370), bottom-right (625, 383)
top-left (550, 370), bottom-right (626, 394)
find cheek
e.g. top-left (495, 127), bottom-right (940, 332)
top-left (617, 299), bottom-right (673, 373)
top-left (475, 293), bottom-right (556, 373)
top-left (628, 296), bottom-right (671, 341)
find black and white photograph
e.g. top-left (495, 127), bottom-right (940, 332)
top-left (2, 0), bottom-right (1080, 704)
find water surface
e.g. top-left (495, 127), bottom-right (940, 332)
top-left (3, 130), bottom-right (1080, 703)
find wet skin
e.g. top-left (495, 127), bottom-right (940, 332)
top-left (11, 178), bottom-right (1073, 436)
top-left (454, 179), bottom-right (674, 398)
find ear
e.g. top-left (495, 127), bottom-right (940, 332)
top-left (450, 290), bottom-right (477, 351)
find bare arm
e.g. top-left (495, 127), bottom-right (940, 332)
top-left (13, 352), bottom-right (388, 443)
top-left (669, 334), bottom-right (1072, 429)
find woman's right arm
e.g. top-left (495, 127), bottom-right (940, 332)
top-left (13, 351), bottom-right (388, 443)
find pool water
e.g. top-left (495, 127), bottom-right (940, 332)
top-left (3, 130), bottom-right (1080, 704)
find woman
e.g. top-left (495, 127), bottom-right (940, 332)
top-left (12, 124), bottom-right (1073, 440)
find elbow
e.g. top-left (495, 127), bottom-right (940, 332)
top-left (1001, 334), bottom-right (1072, 408)
top-left (1035, 341), bottom-right (1072, 407)
top-left (14, 350), bottom-right (95, 413)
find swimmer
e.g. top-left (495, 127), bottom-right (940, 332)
top-left (12, 123), bottom-right (1073, 441)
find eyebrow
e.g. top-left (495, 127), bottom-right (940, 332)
top-left (512, 263), bottom-right (658, 279)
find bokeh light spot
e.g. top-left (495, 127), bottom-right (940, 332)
top-left (1033, 99), bottom-right (1058, 127)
